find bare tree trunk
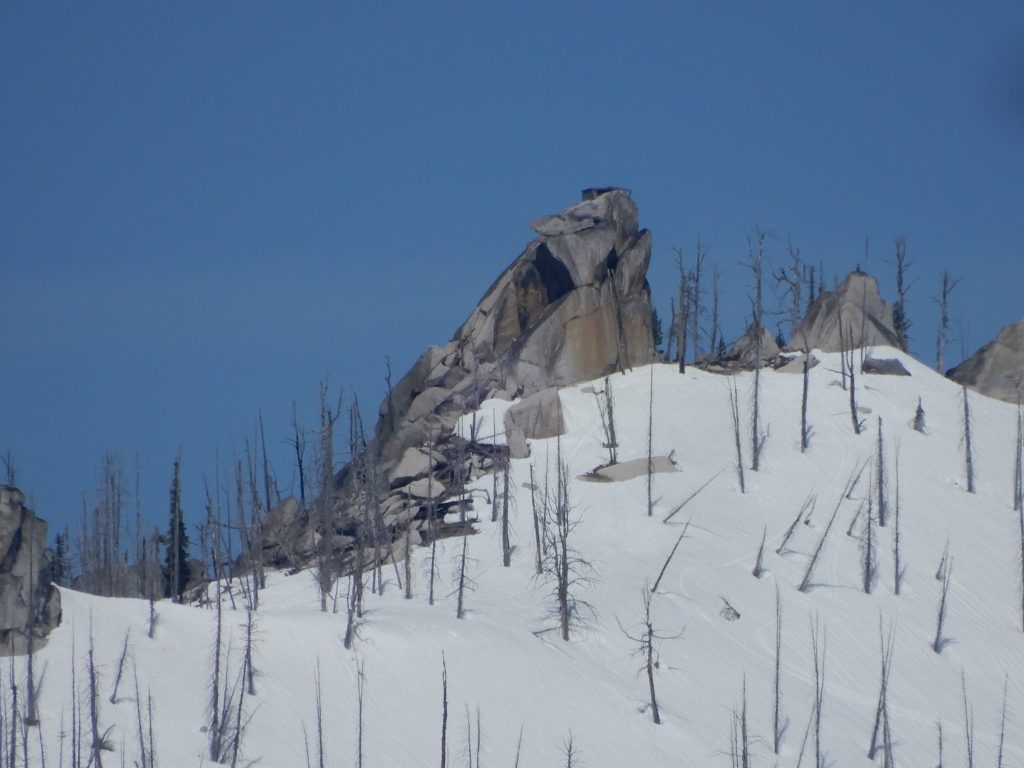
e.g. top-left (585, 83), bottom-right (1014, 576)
top-left (691, 237), bottom-right (706, 360)
top-left (530, 465), bottom-right (543, 575)
top-left (935, 269), bottom-right (960, 373)
top-left (708, 264), bottom-right (722, 358)
top-left (751, 337), bottom-right (763, 472)
top-left (773, 584), bottom-right (782, 754)
top-left (87, 632), bottom-right (103, 768)
top-left (209, 555), bottom-right (223, 761)
top-left (843, 322), bottom-right (862, 435)
top-left (933, 556), bottom-right (953, 653)
top-left (893, 449), bottom-right (903, 596)
top-left (868, 620), bottom-right (895, 759)
top-left (108, 629), bottom-right (131, 705)
top-left (404, 510), bottom-right (413, 600)
top-left (440, 655), bottom-right (448, 768)
top-left (863, 476), bottom-right (875, 594)
top-left (800, 345), bottom-right (811, 452)
top-left (811, 619), bottom-right (826, 768)
top-left (728, 379), bottom-right (746, 494)
top-left (961, 671), bottom-right (975, 768)
top-left (501, 460), bottom-right (511, 567)
top-left (674, 248), bottom-right (689, 373)
top-left (800, 474), bottom-right (854, 592)
top-left (456, 536), bottom-right (468, 620)
top-left (752, 526), bottom-right (766, 578)
top-left (961, 385), bottom-right (975, 493)
top-left (356, 661), bottom-right (365, 768)
top-left (647, 364), bottom-right (654, 517)
top-left (876, 418), bottom-right (887, 526)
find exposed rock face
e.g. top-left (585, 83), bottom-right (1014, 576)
top-left (948, 319), bottom-right (1024, 403)
top-left (789, 272), bottom-right (902, 353)
top-left (0, 486), bottom-right (61, 654)
top-left (369, 187), bottom-right (653, 477)
top-left (263, 189), bottom-right (656, 566)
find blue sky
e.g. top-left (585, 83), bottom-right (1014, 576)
top-left (3, 3), bottom-right (1023, 539)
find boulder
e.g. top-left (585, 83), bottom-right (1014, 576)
top-left (774, 353), bottom-right (819, 374)
top-left (388, 447), bottom-right (443, 487)
top-left (504, 388), bottom-right (566, 440)
top-left (862, 356), bottom-right (911, 377)
top-left (948, 319), bottom-right (1024, 403)
top-left (788, 272), bottom-right (901, 353)
top-left (397, 476), bottom-right (448, 501)
top-left (405, 387), bottom-right (455, 424)
top-left (0, 486), bottom-right (61, 654)
top-left (727, 324), bottom-right (781, 368)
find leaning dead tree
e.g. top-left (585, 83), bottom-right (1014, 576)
top-left (868, 619), bottom-right (896, 761)
top-left (934, 269), bottom-right (960, 373)
top-left (799, 464), bottom-right (862, 592)
top-left (594, 377), bottom-right (619, 466)
top-left (933, 554), bottom-right (953, 653)
top-left (727, 378), bottom-right (746, 494)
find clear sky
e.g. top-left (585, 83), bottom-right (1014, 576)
top-left (3, 3), bottom-right (1023, 539)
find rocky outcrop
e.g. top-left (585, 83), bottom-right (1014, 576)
top-left (788, 272), bottom-right (902, 353)
top-left (948, 319), bottom-right (1024, 403)
top-left (0, 486), bottom-right (61, 654)
top-left (262, 188), bottom-right (656, 566)
top-left (727, 324), bottom-right (781, 368)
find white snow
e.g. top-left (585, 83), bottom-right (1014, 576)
top-left (19, 347), bottom-right (1024, 766)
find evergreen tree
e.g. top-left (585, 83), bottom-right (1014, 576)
top-left (650, 306), bottom-right (664, 355)
top-left (52, 529), bottom-right (71, 587)
top-left (163, 453), bottom-right (190, 601)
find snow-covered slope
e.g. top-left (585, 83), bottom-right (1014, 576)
top-left (21, 348), bottom-right (1024, 766)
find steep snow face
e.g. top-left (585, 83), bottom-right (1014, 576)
top-left (19, 348), bottom-right (1024, 767)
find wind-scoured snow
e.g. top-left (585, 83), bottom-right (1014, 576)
top-left (21, 348), bottom-right (1024, 766)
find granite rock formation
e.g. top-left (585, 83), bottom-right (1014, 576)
top-left (0, 486), bottom-right (61, 654)
top-left (263, 188), bottom-right (656, 566)
top-left (948, 319), bottom-right (1024, 403)
top-left (788, 272), bottom-right (902, 353)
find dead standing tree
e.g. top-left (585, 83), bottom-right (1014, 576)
top-left (618, 590), bottom-right (678, 725)
top-left (691, 236), bottom-right (707, 361)
top-left (961, 385), bottom-right (976, 493)
top-left (745, 229), bottom-right (768, 471)
top-left (934, 270), bottom-right (960, 373)
top-left (841, 321), bottom-right (863, 435)
top-left (672, 246), bottom-right (694, 372)
top-left (774, 239), bottom-right (804, 346)
top-left (543, 453), bottom-right (594, 641)
top-left (727, 378), bottom-right (746, 494)
top-left (315, 383), bottom-right (342, 612)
